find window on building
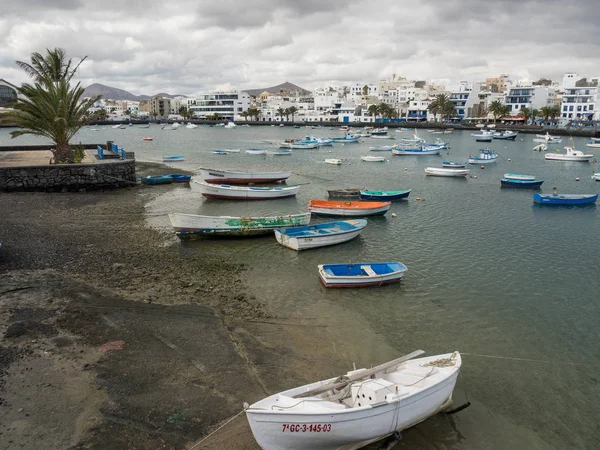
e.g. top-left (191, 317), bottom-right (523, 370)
top-left (577, 105), bottom-right (581, 111)
top-left (562, 113), bottom-right (567, 118)
top-left (563, 105), bottom-right (568, 112)
top-left (569, 106), bottom-right (573, 111)
top-left (590, 104), bottom-right (594, 110)
top-left (0, 85), bottom-right (18, 107)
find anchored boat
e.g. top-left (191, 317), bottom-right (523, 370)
top-left (195, 180), bottom-right (300, 200)
top-left (274, 219), bottom-right (367, 251)
top-left (318, 261), bottom-right (408, 288)
top-left (425, 167), bottom-right (469, 177)
top-left (245, 351), bottom-right (462, 450)
top-left (544, 147), bottom-right (593, 162)
top-left (501, 174), bottom-right (543, 189)
top-left (533, 193), bottom-right (598, 205)
top-left (359, 189), bottom-right (411, 201)
top-left (468, 148), bottom-right (498, 164)
top-left (199, 168), bottom-right (291, 184)
top-left (308, 200), bottom-right (391, 216)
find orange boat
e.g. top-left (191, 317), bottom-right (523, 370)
top-left (308, 200), bottom-right (391, 216)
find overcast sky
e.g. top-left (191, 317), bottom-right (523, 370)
top-left (1, 0), bottom-right (599, 96)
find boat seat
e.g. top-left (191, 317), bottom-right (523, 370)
top-left (360, 265), bottom-right (378, 276)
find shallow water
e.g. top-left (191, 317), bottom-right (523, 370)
top-left (3, 124), bottom-right (600, 448)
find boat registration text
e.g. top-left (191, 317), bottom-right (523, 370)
top-left (282, 423), bottom-right (332, 432)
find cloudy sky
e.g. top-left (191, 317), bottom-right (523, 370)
top-left (1, 0), bottom-right (599, 96)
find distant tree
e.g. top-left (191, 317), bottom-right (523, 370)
top-left (362, 85), bottom-right (369, 96)
top-left (240, 110), bottom-right (249, 121)
top-left (0, 48), bottom-right (100, 163)
top-left (276, 107), bottom-right (285, 121)
top-left (489, 100), bottom-right (506, 123)
top-left (499, 104), bottom-right (511, 119)
top-left (532, 78), bottom-right (552, 86)
top-left (367, 104), bottom-right (379, 119)
top-left (246, 107), bottom-right (260, 121)
top-left (428, 94), bottom-right (451, 122)
top-left (538, 106), bottom-right (552, 122)
top-left (549, 105), bottom-right (561, 123)
top-left (288, 106), bottom-right (298, 122)
top-left (519, 107), bottom-right (532, 120)
top-left (283, 108), bottom-right (291, 121)
top-left (150, 111), bottom-right (159, 121)
top-left (442, 102), bottom-right (456, 121)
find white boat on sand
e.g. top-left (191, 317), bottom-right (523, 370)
top-left (544, 147), bottom-right (593, 162)
top-left (199, 168), bottom-right (291, 184)
top-left (195, 180), bottom-right (299, 200)
top-left (246, 351), bottom-right (462, 450)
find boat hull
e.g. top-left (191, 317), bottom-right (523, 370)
top-left (246, 353), bottom-right (460, 450)
top-left (359, 190), bottom-right (410, 200)
top-left (169, 213), bottom-right (311, 238)
top-left (442, 162), bottom-right (466, 168)
top-left (544, 154), bottom-right (592, 162)
top-left (327, 189), bottom-right (364, 198)
top-left (274, 220), bottom-right (366, 251)
top-left (196, 180), bottom-right (299, 200)
top-left (533, 193), bottom-right (598, 205)
top-left (199, 168), bottom-right (291, 184)
top-left (309, 201), bottom-right (391, 217)
top-left (392, 149), bottom-right (441, 156)
top-left (468, 158), bottom-right (497, 164)
top-left (318, 262), bottom-right (407, 288)
top-left (501, 179), bottom-right (544, 189)
top-left (425, 168), bottom-right (469, 177)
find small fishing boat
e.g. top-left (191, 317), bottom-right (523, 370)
top-left (272, 149), bottom-right (292, 156)
top-left (318, 261), bottom-right (407, 288)
top-left (274, 219), bottom-right (367, 251)
top-left (246, 148), bottom-right (267, 155)
top-left (213, 150), bottom-right (229, 155)
top-left (195, 180), bottom-right (300, 200)
top-left (492, 130), bottom-right (518, 140)
top-left (359, 189), bottom-right (410, 201)
top-left (501, 178), bottom-right (544, 189)
top-left (468, 148), bottom-right (498, 164)
top-left (534, 132), bottom-right (563, 143)
top-left (361, 156), bottom-right (386, 162)
top-left (544, 147), bottom-right (593, 162)
top-left (533, 144), bottom-right (548, 151)
top-left (371, 127), bottom-right (388, 136)
top-left (245, 351), bottom-right (461, 450)
top-left (592, 173), bottom-right (600, 181)
top-left (163, 174), bottom-right (191, 183)
top-left (431, 138), bottom-right (449, 149)
top-left (444, 129), bottom-right (454, 134)
top-left (533, 193), bottom-right (598, 205)
top-left (168, 212), bottom-right (311, 238)
top-left (369, 145), bottom-right (396, 151)
top-left (586, 138), bottom-right (600, 148)
top-left (199, 168), bottom-right (291, 184)
top-left (442, 161), bottom-right (466, 168)
top-left (143, 137), bottom-right (153, 141)
top-left (309, 200), bottom-right (391, 216)
top-left (224, 121), bottom-right (236, 128)
top-left (185, 123), bottom-right (198, 129)
top-left (140, 175), bottom-right (173, 185)
top-left (325, 158), bottom-right (342, 165)
top-left (162, 155), bottom-right (185, 162)
top-left (392, 145), bottom-right (442, 156)
top-left (504, 174), bottom-right (536, 181)
top-left (224, 148), bottom-right (240, 153)
top-left (331, 134), bottom-right (360, 143)
top-left (471, 130), bottom-right (494, 142)
top-left (425, 167), bottom-right (469, 177)
top-left (371, 135), bottom-right (394, 140)
top-left (290, 142), bottom-right (319, 149)
top-left (327, 188), bottom-right (365, 198)
top-left (139, 124), bottom-right (150, 128)
top-left (431, 130), bottom-right (444, 135)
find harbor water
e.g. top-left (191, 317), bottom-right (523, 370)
top-left (3, 124), bottom-right (600, 449)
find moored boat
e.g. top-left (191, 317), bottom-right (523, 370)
top-left (327, 188), bottom-right (365, 198)
top-left (213, 149), bottom-right (229, 155)
top-left (534, 132), bottom-right (563, 143)
top-left (442, 161), bottom-right (466, 168)
top-left (325, 158), bottom-right (342, 165)
top-left (272, 149), bottom-right (292, 155)
top-left (163, 174), bottom-right (191, 183)
top-left (308, 200), bottom-right (391, 216)
top-left (245, 351), bottom-right (462, 450)
top-left (195, 180), bottom-right (300, 200)
top-left (392, 145), bottom-right (442, 156)
top-left (162, 155), bottom-right (185, 162)
top-left (501, 178), bottom-right (543, 189)
top-left (359, 189), bottom-right (410, 200)
top-left (544, 147), bottom-right (593, 162)
top-left (504, 173), bottom-right (536, 181)
top-left (290, 142), bottom-right (320, 149)
top-left (468, 148), bottom-right (498, 164)
top-left (199, 168), bottom-right (291, 184)
top-left (586, 138), bottom-right (600, 148)
top-left (140, 175), bottom-right (173, 185)
top-left (168, 212), bottom-right (311, 238)
top-left (246, 148), bottom-right (267, 155)
top-left (471, 130), bottom-right (494, 142)
top-left (492, 130), bottom-right (518, 140)
top-left (592, 173), bottom-right (600, 181)
top-left (360, 156), bottom-right (386, 162)
top-left (533, 193), bottom-right (597, 205)
top-left (425, 167), bottom-right (469, 177)
top-left (274, 219), bottom-right (367, 251)
top-left (318, 261), bottom-right (407, 288)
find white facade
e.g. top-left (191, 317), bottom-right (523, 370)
top-left (406, 100), bottom-right (433, 121)
top-left (562, 73), bottom-right (579, 89)
top-left (189, 92), bottom-right (251, 120)
top-left (505, 86), bottom-right (555, 115)
top-left (560, 87), bottom-right (598, 121)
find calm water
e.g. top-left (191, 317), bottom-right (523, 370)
top-left (3, 125), bottom-right (600, 448)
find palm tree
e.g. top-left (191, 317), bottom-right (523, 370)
top-left (489, 100), bottom-right (506, 123)
top-left (549, 105), bottom-right (561, 124)
top-left (367, 104), bottom-right (379, 121)
top-left (1, 48), bottom-right (100, 163)
top-left (442, 102), bottom-right (456, 122)
top-left (246, 108), bottom-right (260, 121)
top-left (240, 111), bottom-right (249, 121)
top-left (276, 107), bottom-right (285, 122)
top-left (519, 107), bottom-right (532, 120)
top-left (427, 99), bottom-right (440, 122)
top-left (288, 106), bottom-right (298, 122)
top-left (538, 106), bottom-right (552, 122)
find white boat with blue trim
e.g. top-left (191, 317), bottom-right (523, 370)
top-left (274, 219), bottom-right (367, 251)
top-left (318, 261), bottom-right (408, 288)
top-left (468, 148), bottom-right (498, 164)
top-left (245, 350), bottom-right (462, 450)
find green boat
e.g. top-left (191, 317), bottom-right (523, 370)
top-left (359, 190), bottom-right (411, 201)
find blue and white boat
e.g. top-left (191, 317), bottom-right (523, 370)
top-left (318, 261), bottom-right (408, 288)
top-left (371, 127), bottom-right (388, 136)
top-left (213, 149), bottom-right (230, 155)
top-left (442, 161), bottom-right (466, 168)
top-left (274, 219), bottom-right (367, 251)
top-left (533, 193), bottom-right (598, 205)
top-left (164, 174), bottom-right (191, 183)
top-left (359, 189), bottom-right (411, 201)
top-left (141, 175), bottom-right (173, 185)
top-left (392, 144), bottom-right (442, 156)
top-left (272, 149), bottom-right (292, 156)
top-left (331, 133), bottom-right (360, 143)
top-left (501, 174), bottom-right (543, 189)
top-left (468, 148), bottom-right (498, 164)
top-left (162, 155), bottom-right (185, 162)
top-left (303, 135), bottom-right (334, 146)
top-left (492, 130), bottom-right (518, 140)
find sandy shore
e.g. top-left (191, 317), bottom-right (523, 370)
top-left (0, 162), bottom-right (476, 450)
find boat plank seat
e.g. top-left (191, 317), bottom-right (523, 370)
top-left (361, 265), bottom-right (378, 276)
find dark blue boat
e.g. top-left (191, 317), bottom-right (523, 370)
top-left (533, 193), bottom-right (598, 205)
top-left (141, 175), bottom-right (173, 185)
top-left (164, 174), bottom-right (191, 183)
top-left (501, 178), bottom-right (544, 189)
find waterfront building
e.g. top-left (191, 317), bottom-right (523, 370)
top-left (562, 73), bottom-right (579, 89)
top-left (188, 92), bottom-right (250, 120)
top-left (560, 86), bottom-right (598, 121)
top-left (406, 99), bottom-right (432, 122)
top-left (504, 86), bottom-right (555, 115)
top-left (485, 74), bottom-right (511, 93)
top-left (0, 79), bottom-right (20, 108)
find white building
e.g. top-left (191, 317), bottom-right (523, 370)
top-left (406, 99), bottom-right (432, 122)
top-left (562, 73), bottom-right (579, 90)
top-left (504, 86), bottom-right (555, 115)
top-left (560, 86), bottom-right (598, 121)
top-left (189, 92), bottom-right (251, 120)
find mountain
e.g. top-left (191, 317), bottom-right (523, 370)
top-left (82, 83), bottom-right (186, 101)
top-left (243, 82), bottom-right (311, 98)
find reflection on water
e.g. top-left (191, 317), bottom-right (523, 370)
top-left (4, 126), bottom-right (600, 448)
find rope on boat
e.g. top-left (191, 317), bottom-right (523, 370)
top-left (188, 408), bottom-right (246, 450)
top-left (462, 353), bottom-right (600, 368)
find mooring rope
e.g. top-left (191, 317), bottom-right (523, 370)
top-left (188, 408), bottom-right (246, 450)
top-left (462, 353), bottom-right (600, 368)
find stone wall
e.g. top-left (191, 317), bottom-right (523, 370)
top-left (0, 159), bottom-right (137, 191)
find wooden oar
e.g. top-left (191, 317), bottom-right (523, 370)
top-left (293, 350), bottom-right (425, 399)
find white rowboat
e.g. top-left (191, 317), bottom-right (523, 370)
top-left (274, 219), bottom-right (367, 251)
top-left (199, 168), bottom-right (291, 184)
top-left (424, 167), bottom-right (469, 177)
top-left (325, 159), bottom-right (342, 165)
top-left (361, 156), bottom-right (386, 162)
top-left (246, 351), bottom-right (462, 450)
top-left (195, 180), bottom-right (299, 200)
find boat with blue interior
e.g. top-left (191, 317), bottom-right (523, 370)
top-left (533, 192), bottom-right (598, 205)
top-left (359, 189), bottom-right (411, 201)
top-left (274, 219), bottom-right (367, 251)
top-left (318, 261), bottom-right (408, 288)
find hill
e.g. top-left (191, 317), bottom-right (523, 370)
top-left (243, 81), bottom-right (311, 98)
top-left (82, 83), bottom-right (186, 101)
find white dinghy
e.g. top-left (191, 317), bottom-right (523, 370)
top-left (245, 350), bottom-right (462, 450)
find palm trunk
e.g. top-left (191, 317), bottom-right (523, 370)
top-left (53, 142), bottom-right (75, 164)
